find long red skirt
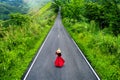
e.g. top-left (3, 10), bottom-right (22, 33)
top-left (54, 56), bottom-right (65, 67)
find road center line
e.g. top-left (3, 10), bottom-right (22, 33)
top-left (58, 34), bottom-right (60, 38)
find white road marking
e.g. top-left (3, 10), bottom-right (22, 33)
top-left (23, 25), bottom-right (54, 80)
top-left (23, 11), bottom-right (100, 80)
top-left (72, 39), bottom-right (101, 80)
top-left (58, 34), bottom-right (60, 38)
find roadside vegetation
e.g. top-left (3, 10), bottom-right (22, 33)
top-left (53, 0), bottom-right (120, 80)
top-left (0, 2), bottom-right (56, 80)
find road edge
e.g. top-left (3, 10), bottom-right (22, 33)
top-left (72, 39), bottom-right (101, 80)
top-left (22, 22), bottom-right (55, 80)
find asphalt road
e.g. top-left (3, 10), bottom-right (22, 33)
top-left (23, 11), bottom-right (100, 80)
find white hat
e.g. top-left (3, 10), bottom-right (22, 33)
top-left (56, 48), bottom-right (61, 53)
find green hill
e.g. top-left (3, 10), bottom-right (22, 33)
top-left (0, 0), bottom-right (28, 20)
top-left (52, 0), bottom-right (120, 80)
top-left (0, 2), bottom-right (56, 80)
top-left (0, 0), bottom-right (51, 20)
top-left (0, 3), bottom-right (26, 20)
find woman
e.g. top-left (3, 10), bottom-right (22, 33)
top-left (54, 48), bottom-right (65, 67)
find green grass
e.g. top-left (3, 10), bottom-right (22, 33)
top-left (63, 18), bottom-right (120, 80)
top-left (0, 2), bottom-right (56, 80)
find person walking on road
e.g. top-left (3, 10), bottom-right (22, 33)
top-left (54, 48), bottom-right (65, 67)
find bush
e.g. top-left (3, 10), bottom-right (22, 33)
top-left (63, 17), bottom-right (120, 80)
top-left (0, 3), bottom-right (56, 80)
top-left (84, 1), bottom-right (120, 36)
top-left (9, 13), bottom-right (31, 26)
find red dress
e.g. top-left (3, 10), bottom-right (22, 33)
top-left (54, 56), bottom-right (65, 67)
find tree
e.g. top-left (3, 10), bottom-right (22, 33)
top-left (84, 0), bottom-right (120, 35)
top-left (61, 0), bottom-right (85, 20)
top-left (9, 13), bottom-right (31, 26)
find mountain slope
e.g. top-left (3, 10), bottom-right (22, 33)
top-left (0, 0), bottom-right (28, 20)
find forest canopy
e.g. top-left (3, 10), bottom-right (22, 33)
top-left (53, 0), bottom-right (120, 36)
top-left (52, 0), bottom-right (120, 80)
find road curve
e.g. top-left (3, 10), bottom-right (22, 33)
top-left (23, 11), bottom-right (100, 80)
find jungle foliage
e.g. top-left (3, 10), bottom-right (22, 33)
top-left (0, 2), bottom-right (56, 80)
top-left (53, 0), bottom-right (120, 36)
top-left (53, 0), bottom-right (120, 80)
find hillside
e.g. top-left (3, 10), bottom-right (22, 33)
top-left (0, 0), bottom-right (51, 20)
top-left (0, 3), bottom-right (27, 20)
top-left (0, 0), bottom-right (23, 6)
top-left (53, 0), bottom-right (120, 80)
top-left (0, 2), bottom-right (56, 80)
top-left (0, 0), bottom-right (28, 20)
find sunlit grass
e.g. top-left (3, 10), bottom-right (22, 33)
top-left (0, 2), bottom-right (56, 80)
top-left (63, 18), bottom-right (120, 80)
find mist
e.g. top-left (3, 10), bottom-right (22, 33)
top-left (23, 0), bottom-right (51, 10)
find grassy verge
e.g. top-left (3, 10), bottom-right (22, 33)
top-left (63, 18), bottom-right (120, 80)
top-left (0, 2), bottom-right (57, 80)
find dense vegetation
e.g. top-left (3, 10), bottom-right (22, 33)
top-left (0, 0), bottom-right (23, 6)
top-left (53, 0), bottom-right (120, 80)
top-left (0, 0), bottom-right (120, 80)
top-left (0, 2), bottom-right (56, 80)
top-left (0, 0), bottom-right (51, 20)
top-left (0, 0), bottom-right (28, 20)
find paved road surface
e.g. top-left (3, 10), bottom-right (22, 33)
top-left (23, 11), bottom-right (100, 80)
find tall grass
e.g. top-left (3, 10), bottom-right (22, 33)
top-left (63, 18), bottom-right (120, 80)
top-left (0, 3), bottom-right (56, 80)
